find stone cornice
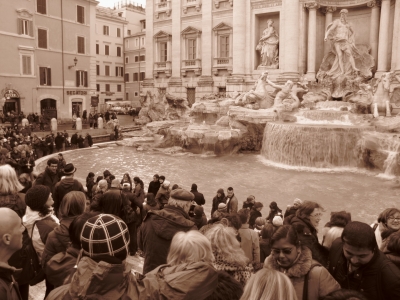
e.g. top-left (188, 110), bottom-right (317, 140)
top-left (367, 0), bottom-right (382, 7)
top-left (251, 0), bottom-right (282, 9)
top-left (308, 0), bottom-right (372, 6)
top-left (320, 6), bottom-right (336, 14)
top-left (304, 2), bottom-right (320, 9)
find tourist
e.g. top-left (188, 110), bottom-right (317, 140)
top-left (321, 289), bottom-right (368, 300)
top-left (85, 172), bottom-right (95, 200)
top-left (249, 202), bottom-right (263, 229)
top-left (91, 175), bottom-right (103, 197)
top-left (46, 214), bottom-right (134, 300)
top-left (284, 198), bottom-right (303, 218)
top-left (141, 193), bottom-right (160, 220)
top-left (237, 209), bottom-right (260, 263)
top-left (18, 150), bottom-right (35, 176)
top-left (383, 230), bottom-right (400, 268)
top-left (155, 179), bottom-right (171, 209)
top-left (190, 205), bottom-right (208, 230)
top-left (322, 211), bottom-right (352, 250)
top-left (103, 169), bottom-right (112, 188)
top-left (85, 132), bottom-right (93, 147)
top-left (77, 134), bottom-right (84, 148)
top-left (41, 191), bottom-right (86, 268)
top-left (82, 109), bottom-right (87, 123)
top-left (254, 217), bottom-right (266, 236)
top-left (0, 208), bottom-right (26, 300)
top-left (139, 188), bottom-right (197, 274)
top-left (371, 208), bottom-right (400, 249)
top-left (142, 231), bottom-right (218, 299)
top-left (45, 133), bottom-right (54, 155)
top-left (264, 225), bottom-right (340, 300)
top-left (328, 221), bottom-right (400, 300)
top-left (266, 201), bottom-right (283, 222)
top-left (147, 174), bottom-right (160, 196)
top-left (57, 153), bottom-right (66, 177)
top-left (225, 187), bottom-right (238, 214)
top-left (23, 185), bottom-right (59, 297)
top-left (33, 157), bottom-right (60, 195)
top-left (132, 176), bottom-right (145, 207)
top-left (159, 175), bottom-right (165, 185)
top-left (212, 202), bottom-right (227, 219)
top-left (45, 211), bottom-right (99, 288)
top-left (90, 179), bottom-right (108, 211)
top-left (190, 183), bottom-right (206, 206)
top-left (53, 163), bottom-right (85, 217)
top-left (98, 178), bottom-right (122, 217)
top-left (285, 200), bottom-right (328, 265)
top-left (242, 195), bottom-right (255, 210)
top-left (54, 133), bottom-right (64, 152)
top-left (211, 188), bottom-right (226, 218)
top-left (0, 164), bottom-right (25, 218)
top-left (259, 224), bottom-right (274, 262)
top-left (206, 270), bottom-right (244, 300)
top-left (120, 183), bottom-right (140, 255)
top-left (120, 172), bottom-right (132, 192)
top-left (240, 268), bottom-right (298, 300)
top-left (205, 224), bottom-right (253, 286)
top-left (70, 132), bottom-right (78, 149)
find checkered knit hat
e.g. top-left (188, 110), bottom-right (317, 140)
top-left (80, 214), bottom-right (130, 260)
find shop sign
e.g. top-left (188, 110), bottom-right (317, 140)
top-left (91, 96), bottom-right (99, 106)
top-left (4, 89), bottom-right (20, 99)
top-left (66, 90), bottom-right (87, 95)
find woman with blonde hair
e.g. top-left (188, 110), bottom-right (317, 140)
top-left (205, 224), bottom-right (253, 286)
top-left (142, 230), bottom-right (218, 300)
top-left (0, 164), bottom-right (25, 217)
top-left (241, 268), bottom-right (298, 300)
top-left (42, 191), bottom-right (86, 268)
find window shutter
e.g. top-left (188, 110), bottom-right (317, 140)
top-left (29, 21), bottom-right (34, 37)
top-left (121, 67), bottom-right (124, 76)
top-left (84, 71), bottom-right (88, 87)
top-left (26, 56), bottom-right (31, 75)
top-left (77, 6), bottom-right (84, 24)
top-left (76, 71), bottom-right (80, 87)
top-left (115, 66), bottom-right (118, 77)
top-left (38, 29), bottom-right (47, 49)
top-left (17, 19), bottom-right (22, 35)
top-left (47, 68), bottom-right (51, 86)
top-left (96, 44), bottom-right (99, 54)
top-left (39, 67), bottom-right (45, 85)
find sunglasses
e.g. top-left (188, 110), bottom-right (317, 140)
top-left (271, 247), bottom-right (295, 255)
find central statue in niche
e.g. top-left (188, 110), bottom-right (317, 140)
top-left (256, 19), bottom-right (279, 69)
top-left (316, 9), bottom-right (374, 99)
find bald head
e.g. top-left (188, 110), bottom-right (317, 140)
top-left (0, 208), bottom-right (25, 262)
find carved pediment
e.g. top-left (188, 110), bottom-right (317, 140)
top-left (213, 22), bottom-right (232, 32)
top-left (153, 30), bottom-right (172, 41)
top-left (181, 26), bottom-right (202, 37)
top-left (16, 8), bottom-right (34, 19)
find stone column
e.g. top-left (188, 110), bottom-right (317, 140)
top-left (392, 0), bottom-right (400, 73)
top-left (282, 0), bottom-right (300, 79)
top-left (144, 0), bottom-right (154, 80)
top-left (171, 0), bottom-right (181, 78)
top-left (232, 0), bottom-right (246, 76)
top-left (322, 6), bottom-right (336, 56)
top-left (376, 0), bottom-right (390, 74)
top-left (305, 2), bottom-right (320, 81)
top-left (368, 1), bottom-right (380, 66)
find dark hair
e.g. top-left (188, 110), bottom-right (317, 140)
top-left (159, 175), bottom-right (165, 181)
top-left (47, 157), bottom-right (58, 166)
top-left (122, 173), bottom-right (131, 181)
top-left (153, 174), bottom-right (159, 179)
top-left (103, 170), bottom-right (111, 178)
top-left (296, 201), bottom-right (324, 220)
top-left (95, 176), bottom-right (103, 183)
top-left (270, 225), bottom-right (300, 247)
top-left (261, 224), bottom-right (275, 240)
top-left (146, 193), bottom-right (156, 206)
top-left (325, 211), bottom-right (352, 228)
top-left (86, 172), bottom-right (95, 184)
top-left (227, 187), bottom-right (233, 191)
top-left (69, 212), bottom-right (100, 249)
top-left (225, 213), bottom-right (242, 231)
top-left (133, 176), bottom-right (144, 188)
top-left (341, 221), bottom-right (377, 251)
top-left (58, 153), bottom-right (63, 157)
top-left (204, 271), bottom-right (243, 300)
top-left (109, 175), bottom-right (115, 181)
top-left (237, 209), bottom-right (250, 224)
top-left (172, 184), bottom-right (180, 190)
top-left (387, 231), bottom-right (400, 253)
top-left (321, 289), bottom-right (368, 300)
top-left (191, 183), bottom-right (197, 191)
top-left (37, 205), bottom-right (53, 218)
top-left (377, 208), bottom-right (400, 224)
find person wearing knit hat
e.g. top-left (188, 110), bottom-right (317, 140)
top-left (218, 202), bottom-right (227, 212)
top-left (23, 185), bottom-right (59, 270)
top-left (47, 214), bottom-right (140, 300)
top-left (139, 187), bottom-right (197, 274)
top-left (284, 198), bottom-right (303, 219)
top-left (211, 188), bottom-right (226, 219)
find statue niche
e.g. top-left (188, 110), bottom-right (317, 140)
top-left (256, 19), bottom-right (279, 69)
top-left (316, 9), bottom-right (374, 99)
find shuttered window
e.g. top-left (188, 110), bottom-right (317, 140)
top-left (220, 35), bottom-right (229, 58)
top-left (139, 55), bottom-right (145, 62)
top-left (38, 28), bottom-right (47, 49)
top-left (117, 47), bottom-right (121, 57)
top-left (103, 26), bottom-right (109, 36)
top-left (18, 19), bottom-right (33, 36)
top-left (105, 84), bottom-right (110, 92)
top-left (115, 66), bottom-right (123, 77)
top-left (133, 73), bottom-right (138, 82)
top-left (105, 45), bottom-right (109, 55)
top-left (117, 28), bottom-right (121, 37)
top-left (160, 42), bottom-right (167, 62)
top-left (96, 44), bottom-right (99, 54)
top-left (124, 73), bottom-right (129, 82)
top-left (77, 36), bottom-right (85, 54)
top-left (39, 67), bottom-right (51, 86)
top-left (22, 55), bottom-right (32, 75)
top-left (76, 70), bottom-right (88, 87)
top-left (105, 65), bottom-right (110, 76)
top-left (140, 72), bottom-right (145, 81)
top-left (188, 39), bottom-right (196, 60)
top-left (77, 6), bottom-right (85, 24)
top-left (96, 84), bottom-right (100, 92)
top-left (96, 65), bottom-right (99, 75)
top-left (37, 0), bottom-right (47, 14)
top-left (117, 85), bottom-right (122, 92)
top-left (135, 56), bottom-right (139, 62)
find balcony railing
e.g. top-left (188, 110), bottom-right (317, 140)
top-left (181, 59), bottom-right (201, 76)
top-left (214, 57), bottom-right (232, 65)
top-left (156, 0), bottom-right (171, 11)
top-left (212, 57), bottom-right (232, 76)
top-left (154, 61), bottom-right (172, 78)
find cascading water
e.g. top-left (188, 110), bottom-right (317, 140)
top-left (377, 138), bottom-right (400, 178)
top-left (261, 122), bottom-right (370, 168)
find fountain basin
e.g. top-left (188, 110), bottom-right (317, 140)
top-left (316, 101), bottom-right (354, 110)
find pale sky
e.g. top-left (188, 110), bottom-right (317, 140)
top-left (98, 0), bottom-right (146, 8)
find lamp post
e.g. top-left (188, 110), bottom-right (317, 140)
top-left (68, 57), bottom-right (78, 69)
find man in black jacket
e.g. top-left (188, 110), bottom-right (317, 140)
top-left (328, 221), bottom-right (400, 300)
top-left (190, 183), bottom-right (205, 206)
top-left (147, 174), bottom-right (160, 196)
top-left (34, 157), bottom-right (60, 195)
top-left (70, 132), bottom-right (78, 149)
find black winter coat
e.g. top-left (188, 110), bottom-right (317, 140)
top-left (0, 264), bottom-right (21, 300)
top-left (53, 178), bottom-right (85, 216)
top-left (147, 181), bottom-right (160, 196)
top-left (190, 190), bottom-right (205, 206)
top-left (328, 238), bottom-right (400, 300)
top-left (34, 167), bottom-right (60, 195)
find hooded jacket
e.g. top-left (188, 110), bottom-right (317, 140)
top-left (139, 206), bottom-right (197, 274)
top-left (45, 247), bottom-right (80, 288)
top-left (264, 246), bottom-right (340, 300)
top-left (46, 256), bottom-right (139, 300)
top-left (139, 262), bottom-right (217, 300)
top-left (53, 178), bottom-right (85, 216)
top-left (0, 263), bottom-right (21, 300)
top-left (42, 217), bottom-right (76, 268)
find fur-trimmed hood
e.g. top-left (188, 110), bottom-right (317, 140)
top-left (264, 246), bottom-right (314, 278)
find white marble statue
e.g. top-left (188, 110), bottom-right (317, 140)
top-left (256, 19), bottom-right (279, 68)
top-left (324, 9), bottom-right (359, 78)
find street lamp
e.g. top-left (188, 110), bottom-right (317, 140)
top-left (68, 57), bottom-right (78, 69)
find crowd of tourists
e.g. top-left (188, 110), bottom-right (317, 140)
top-left (1, 155), bottom-right (400, 300)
